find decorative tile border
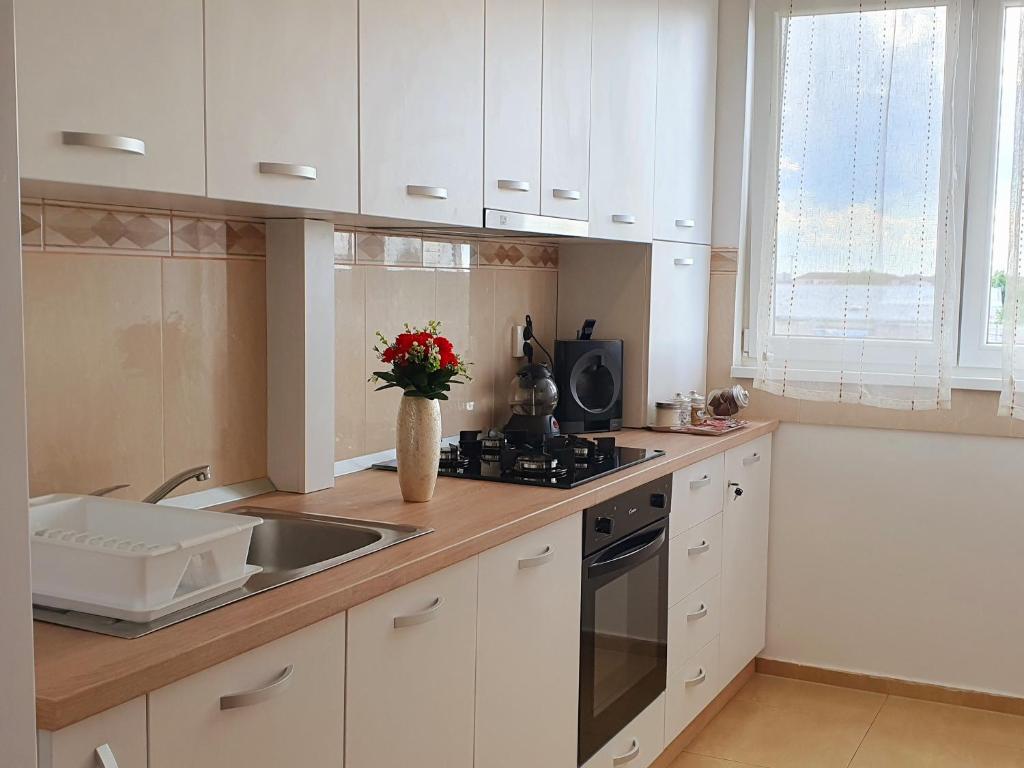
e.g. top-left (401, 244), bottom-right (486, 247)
top-left (171, 216), bottom-right (266, 257)
top-left (355, 232), bottom-right (423, 265)
top-left (21, 202), bottom-right (42, 248)
top-left (44, 204), bottom-right (171, 254)
top-left (478, 241), bottom-right (559, 269)
top-left (345, 229), bottom-right (557, 270)
top-left (711, 247), bottom-right (739, 274)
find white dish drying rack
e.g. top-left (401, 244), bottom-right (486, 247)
top-left (30, 494), bottom-right (263, 623)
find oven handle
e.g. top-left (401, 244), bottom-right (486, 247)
top-left (587, 525), bottom-right (667, 579)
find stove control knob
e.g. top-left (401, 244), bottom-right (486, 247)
top-left (650, 493), bottom-right (667, 509)
top-left (594, 516), bottom-right (615, 536)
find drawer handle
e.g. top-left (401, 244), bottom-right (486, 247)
top-left (674, 257), bottom-right (695, 267)
top-left (497, 179), bottom-right (531, 192)
top-left (552, 188), bottom-right (581, 200)
top-left (675, 218), bottom-right (697, 228)
top-left (685, 667), bottom-right (707, 686)
top-left (259, 162), bottom-right (317, 180)
top-left (612, 738), bottom-right (641, 766)
top-left (407, 185), bottom-right (448, 199)
top-left (518, 545), bottom-right (553, 569)
top-left (688, 540), bottom-right (710, 556)
top-left (742, 453), bottom-right (761, 466)
top-left (220, 665), bottom-right (294, 710)
top-left (393, 596), bottom-right (444, 629)
top-left (94, 744), bottom-right (119, 768)
top-left (689, 475), bottom-right (712, 490)
top-left (611, 214), bottom-right (636, 224)
top-left (62, 131), bottom-right (145, 156)
top-left (686, 602), bottom-right (708, 621)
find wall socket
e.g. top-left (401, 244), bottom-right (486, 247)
top-left (511, 325), bottom-right (526, 358)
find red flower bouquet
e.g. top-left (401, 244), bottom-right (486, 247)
top-left (371, 321), bottom-right (471, 400)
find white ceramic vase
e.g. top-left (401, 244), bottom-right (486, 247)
top-left (395, 395), bottom-right (441, 502)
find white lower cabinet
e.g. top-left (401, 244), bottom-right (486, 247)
top-left (668, 513), bottom-right (722, 607)
top-left (582, 694), bottom-right (665, 768)
top-left (37, 696), bottom-right (147, 768)
top-left (148, 612), bottom-right (346, 768)
top-left (668, 575), bottom-right (720, 672)
top-left (346, 557), bottom-right (479, 768)
top-left (665, 638), bottom-right (719, 743)
top-left (475, 514), bottom-right (582, 768)
top-left (670, 454), bottom-right (725, 539)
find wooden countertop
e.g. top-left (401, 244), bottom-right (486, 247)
top-left (33, 421), bottom-right (777, 730)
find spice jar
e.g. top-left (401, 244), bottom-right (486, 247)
top-left (688, 390), bottom-right (706, 425)
top-left (654, 401), bottom-right (683, 428)
top-left (673, 392), bottom-right (692, 426)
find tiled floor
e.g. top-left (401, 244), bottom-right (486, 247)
top-left (670, 674), bottom-right (1024, 768)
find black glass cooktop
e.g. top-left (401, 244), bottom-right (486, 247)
top-left (372, 430), bottom-right (664, 489)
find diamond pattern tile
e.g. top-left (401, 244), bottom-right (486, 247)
top-left (21, 203), bottom-right (42, 247)
top-left (44, 204), bottom-right (170, 254)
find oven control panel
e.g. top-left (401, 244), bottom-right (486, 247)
top-left (582, 474), bottom-right (673, 557)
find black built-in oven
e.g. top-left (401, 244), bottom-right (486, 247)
top-left (578, 475), bottom-right (671, 765)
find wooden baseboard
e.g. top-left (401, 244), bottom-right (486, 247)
top-left (650, 660), bottom-right (756, 768)
top-left (756, 658), bottom-right (1024, 717)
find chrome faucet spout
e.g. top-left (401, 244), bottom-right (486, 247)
top-left (142, 465), bottom-right (212, 504)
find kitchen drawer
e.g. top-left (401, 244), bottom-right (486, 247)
top-left (669, 513), bottom-right (722, 607)
top-left (669, 454), bottom-right (725, 538)
top-left (668, 575), bottom-right (720, 673)
top-left (149, 612), bottom-right (346, 768)
top-left (582, 693), bottom-right (665, 768)
top-left (665, 637), bottom-right (719, 745)
top-left (38, 697), bottom-right (146, 768)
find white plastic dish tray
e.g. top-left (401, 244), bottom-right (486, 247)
top-left (30, 494), bottom-right (263, 622)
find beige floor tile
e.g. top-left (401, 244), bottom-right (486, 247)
top-left (869, 696), bottom-right (1024, 752)
top-left (686, 696), bottom-right (875, 768)
top-left (850, 722), bottom-right (1024, 768)
top-left (736, 674), bottom-right (886, 720)
top-left (670, 753), bottom-right (767, 768)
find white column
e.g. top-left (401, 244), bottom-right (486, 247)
top-left (0, 0), bottom-right (39, 763)
top-left (266, 219), bottom-right (336, 493)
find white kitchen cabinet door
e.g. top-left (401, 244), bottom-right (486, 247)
top-left (581, 694), bottom-right (665, 768)
top-left (476, 514), bottom-right (581, 768)
top-left (720, 434), bottom-right (773, 683)
top-left (670, 454), bottom-right (725, 539)
top-left (668, 512), bottom-right (722, 608)
top-left (15, 0), bottom-right (205, 195)
top-left (647, 241), bottom-right (711, 415)
top-left (541, 0), bottom-right (594, 221)
top-left (665, 637), bottom-right (719, 745)
top-left (588, 0), bottom-right (659, 241)
top-left (205, 0), bottom-right (358, 211)
top-left (37, 697), bottom-right (146, 768)
top-left (653, 0), bottom-right (718, 244)
top-left (667, 575), bottom-right (720, 673)
top-left (148, 613), bottom-right (346, 768)
top-left (360, 0), bottom-right (484, 226)
top-left (485, 0), bottom-right (543, 214)
top-left (346, 557), bottom-right (478, 768)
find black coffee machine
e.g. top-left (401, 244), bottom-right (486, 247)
top-left (553, 319), bottom-right (623, 433)
top-left (503, 315), bottom-right (561, 436)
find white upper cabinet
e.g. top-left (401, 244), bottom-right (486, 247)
top-left (15, 0), bottom-right (205, 196)
top-left (205, 0), bottom-right (358, 211)
top-left (485, 0), bottom-right (543, 214)
top-left (541, 0), bottom-right (594, 221)
top-left (360, 0), bottom-right (485, 226)
top-left (653, 0), bottom-right (718, 244)
top-left (588, 0), bottom-right (660, 241)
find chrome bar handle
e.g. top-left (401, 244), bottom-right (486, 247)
top-left (62, 131), bottom-right (145, 156)
top-left (689, 475), bottom-right (712, 490)
top-left (742, 452), bottom-right (762, 466)
top-left (518, 545), bottom-right (553, 570)
top-left (612, 739), bottom-right (641, 766)
top-left (393, 596), bottom-right (444, 629)
top-left (686, 602), bottom-right (708, 621)
top-left (94, 744), bottom-right (119, 768)
top-left (687, 540), bottom-right (710, 556)
top-left (259, 162), bottom-right (317, 180)
top-left (684, 667), bottom-right (707, 686)
top-left (611, 214), bottom-right (636, 224)
top-left (497, 179), bottom-right (531, 192)
top-left (674, 257), bottom-right (695, 267)
top-left (675, 218), bottom-right (696, 228)
top-left (552, 188), bottom-right (581, 200)
top-left (89, 484), bottom-right (130, 497)
top-left (406, 185), bottom-right (448, 199)
top-left (219, 665), bottom-right (294, 710)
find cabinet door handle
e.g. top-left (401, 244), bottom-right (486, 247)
top-left (675, 218), bottom-right (696, 228)
top-left (406, 185), bottom-right (448, 199)
top-left (611, 214), bottom-right (636, 224)
top-left (689, 474), bottom-right (711, 490)
top-left (674, 257), bottom-right (695, 267)
top-left (742, 452), bottom-right (761, 466)
top-left (259, 162), bottom-right (317, 180)
top-left (518, 545), bottom-right (553, 569)
top-left (393, 596), bottom-right (444, 629)
top-left (612, 738), bottom-right (641, 766)
top-left (220, 665), bottom-right (294, 710)
top-left (687, 540), bottom-right (710, 556)
top-left (686, 602), bottom-right (708, 621)
top-left (62, 131), bottom-right (145, 156)
top-left (552, 188), bottom-right (581, 200)
top-left (684, 667), bottom-right (707, 686)
top-left (497, 179), bottom-right (531, 192)
top-left (94, 744), bottom-right (119, 768)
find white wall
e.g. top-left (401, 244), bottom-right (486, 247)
top-left (0, 0), bottom-right (38, 763)
top-left (765, 423), bottom-right (1024, 697)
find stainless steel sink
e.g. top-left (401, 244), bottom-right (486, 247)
top-left (32, 507), bottom-right (432, 638)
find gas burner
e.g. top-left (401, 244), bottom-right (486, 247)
top-left (513, 453), bottom-right (569, 479)
top-left (480, 429), bottom-right (505, 456)
top-left (439, 443), bottom-right (470, 470)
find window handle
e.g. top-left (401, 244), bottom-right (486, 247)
top-left (612, 739), bottom-right (641, 766)
top-left (94, 744), bottom-right (119, 768)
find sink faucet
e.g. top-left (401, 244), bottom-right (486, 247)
top-left (142, 465), bottom-right (212, 503)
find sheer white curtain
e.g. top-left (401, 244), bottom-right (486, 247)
top-left (753, 0), bottom-right (964, 410)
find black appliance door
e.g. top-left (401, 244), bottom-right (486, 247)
top-left (579, 518), bottom-right (669, 765)
top-left (570, 349), bottom-right (622, 415)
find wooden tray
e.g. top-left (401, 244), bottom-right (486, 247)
top-left (646, 418), bottom-right (749, 436)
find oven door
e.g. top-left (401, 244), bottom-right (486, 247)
top-left (579, 517), bottom-right (669, 765)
